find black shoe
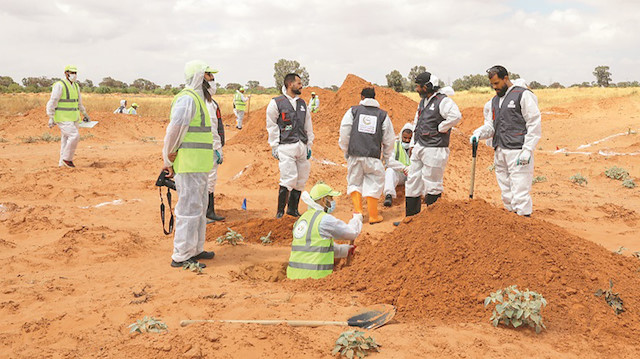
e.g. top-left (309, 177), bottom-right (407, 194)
top-left (62, 160), bottom-right (76, 168)
top-left (405, 197), bottom-right (421, 217)
top-left (191, 251), bottom-right (215, 260)
top-left (383, 194), bottom-right (393, 207)
top-left (206, 193), bottom-right (225, 221)
top-left (286, 189), bottom-right (301, 217)
top-left (171, 258), bottom-right (206, 268)
top-left (425, 193), bottom-right (441, 206)
top-left (276, 186), bottom-right (289, 218)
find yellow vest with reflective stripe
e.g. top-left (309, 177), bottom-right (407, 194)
top-left (394, 140), bottom-right (410, 167)
top-left (172, 89), bottom-right (214, 173)
top-left (54, 79), bottom-right (80, 123)
top-left (234, 92), bottom-right (246, 111)
top-left (287, 209), bottom-right (334, 280)
top-left (309, 97), bottom-right (319, 113)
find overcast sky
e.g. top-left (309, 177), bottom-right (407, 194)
top-left (1, 0), bottom-right (639, 88)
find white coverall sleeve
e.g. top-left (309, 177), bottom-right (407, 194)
top-left (409, 110), bottom-right (419, 147)
top-left (162, 96), bottom-right (196, 168)
top-left (473, 100), bottom-right (496, 140)
top-left (305, 106), bottom-right (314, 149)
top-left (318, 214), bottom-right (363, 242)
top-left (77, 90), bottom-right (88, 117)
top-left (266, 99), bottom-right (280, 148)
top-left (46, 83), bottom-right (63, 118)
top-left (338, 109), bottom-right (354, 154)
top-left (520, 91), bottom-right (542, 152)
top-left (208, 101), bottom-right (222, 150)
top-left (437, 97), bottom-right (462, 133)
top-left (382, 116), bottom-right (404, 171)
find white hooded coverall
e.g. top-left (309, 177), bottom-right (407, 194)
top-left (472, 83), bottom-right (541, 215)
top-left (114, 100), bottom-right (127, 114)
top-left (207, 99), bottom-right (223, 194)
top-left (406, 88), bottom-right (462, 197)
top-left (46, 81), bottom-right (89, 166)
top-left (338, 98), bottom-right (400, 198)
top-left (162, 66), bottom-right (211, 263)
top-left (234, 90), bottom-right (249, 128)
top-left (266, 87), bottom-right (315, 191)
top-left (384, 123), bottom-right (414, 198)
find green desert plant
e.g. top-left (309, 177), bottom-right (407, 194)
top-left (260, 231), bottom-right (273, 245)
top-left (332, 330), bottom-right (381, 358)
top-left (485, 285), bottom-right (547, 334)
top-left (604, 166), bottom-right (629, 180)
top-left (622, 178), bottom-right (636, 188)
top-left (22, 132), bottom-right (61, 143)
top-left (570, 173), bottom-right (588, 185)
top-left (217, 227), bottom-right (244, 245)
top-left (0, 137), bottom-right (8, 143)
top-left (128, 316), bottom-right (168, 333)
top-left (614, 246), bottom-right (627, 255)
top-left (183, 261), bottom-right (204, 274)
top-left (532, 175), bottom-right (547, 184)
top-left (595, 280), bottom-right (625, 315)
top-left (487, 164), bottom-right (495, 172)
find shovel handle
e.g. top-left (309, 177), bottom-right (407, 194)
top-left (180, 319), bottom-right (347, 327)
top-left (469, 139), bottom-right (478, 199)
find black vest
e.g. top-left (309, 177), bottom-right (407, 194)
top-left (211, 99), bottom-right (225, 147)
top-left (274, 95), bottom-right (308, 145)
top-left (491, 86), bottom-right (529, 150)
top-left (347, 105), bottom-right (387, 158)
top-left (415, 94), bottom-right (450, 148)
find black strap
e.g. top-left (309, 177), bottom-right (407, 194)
top-left (159, 187), bottom-right (174, 235)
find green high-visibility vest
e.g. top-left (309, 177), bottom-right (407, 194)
top-left (128, 108), bottom-right (136, 115)
top-left (53, 79), bottom-right (80, 123)
top-left (234, 91), bottom-right (246, 111)
top-left (394, 140), bottom-right (410, 167)
top-left (287, 209), bottom-right (334, 280)
top-left (172, 89), bottom-right (214, 173)
top-left (309, 97), bottom-right (318, 113)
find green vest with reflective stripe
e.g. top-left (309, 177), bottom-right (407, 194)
top-left (234, 92), bottom-right (246, 111)
top-left (172, 89), bottom-right (214, 173)
top-left (309, 97), bottom-right (318, 112)
top-left (54, 79), bottom-right (80, 123)
top-left (287, 209), bottom-right (334, 280)
top-left (394, 140), bottom-right (410, 167)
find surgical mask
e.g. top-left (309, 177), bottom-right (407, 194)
top-left (207, 81), bottom-right (217, 95)
top-left (401, 142), bottom-right (410, 150)
top-left (68, 74), bottom-right (77, 82)
top-left (326, 200), bottom-right (336, 214)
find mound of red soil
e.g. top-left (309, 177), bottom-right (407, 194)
top-left (297, 199), bottom-right (640, 341)
top-left (206, 216), bottom-right (296, 245)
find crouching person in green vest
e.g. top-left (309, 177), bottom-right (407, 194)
top-left (287, 182), bottom-right (363, 280)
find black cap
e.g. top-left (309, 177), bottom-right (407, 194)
top-left (415, 72), bottom-right (431, 85)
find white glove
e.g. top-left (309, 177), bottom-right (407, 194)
top-left (516, 149), bottom-right (531, 166)
top-left (469, 135), bottom-right (478, 144)
top-left (352, 213), bottom-right (363, 223)
top-left (271, 146), bottom-right (279, 160)
top-left (48, 118), bottom-right (55, 128)
top-left (333, 244), bottom-right (353, 259)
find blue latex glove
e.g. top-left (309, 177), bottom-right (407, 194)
top-left (469, 135), bottom-right (477, 144)
top-left (516, 149), bottom-right (531, 166)
top-left (307, 148), bottom-right (312, 159)
top-left (215, 149), bottom-right (223, 165)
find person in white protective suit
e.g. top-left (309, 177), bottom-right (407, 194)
top-left (161, 60), bottom-right (218, 269)
top-left (204, 71), bottom-right (226, 222)
top-left (404, 72), bottom-right (462, 218)
top-left (46, 65), bottom-right (91, 168)
top-left (383, 123), bottom-right (414, 207)
top-left (286, 182), bottom-right (363, 280)
top-left (338, 87), bottom-right (400, 224)
top-left (470, 66), bottom-right (541, 216)
top-left (233, 87), bottom-right (250, 129)
top-left (266, 73), bottom-right (314, 218)
top-left (309, 92), bottom-right (320, 113)
top-left (114, 99), bottom-right (127, 114)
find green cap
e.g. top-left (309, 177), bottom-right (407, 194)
top-left (132, 103), bottom-right (138, 108)
top-left (64, 65), bottom-right (77, 72)
top-left (205, 66), bottom-right (218, 74)
top-left (309, 183), bottom-right (341, 200)
top-left (184, 60), bottom-right (209, 81)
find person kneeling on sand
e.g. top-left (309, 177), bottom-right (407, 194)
top-left (286, 182), bottom-right (363, 280)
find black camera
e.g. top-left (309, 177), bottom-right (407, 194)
top-left (155, 170), bottom-right (176, 190)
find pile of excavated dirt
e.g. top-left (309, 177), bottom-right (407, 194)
top-left (206, 216), bottom-right (296, 245)
top-left (297, 199), bottom-right (640, 341)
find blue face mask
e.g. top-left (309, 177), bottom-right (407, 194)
top-left (326, 200), bottom-right (336, 214)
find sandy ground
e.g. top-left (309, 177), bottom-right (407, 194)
top-left (1, 77), bottom-right (639, 358)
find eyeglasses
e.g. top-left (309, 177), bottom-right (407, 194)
top-left (68, 71), bottom-right (77, 74)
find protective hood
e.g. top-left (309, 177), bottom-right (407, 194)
top-left (438, 86), bottom-right (455, 96)
top-left (513, 78), bottom-right (528, 88)
top-left (301, 191), bottom-right (324, 211)
top-left (184, 60), bottom-right (209, 91)
top-left (400, 122), bottom-right (414, 134)
top-left (359, 98), bottom-right (380, 108)
top-left (119, 100), bottom-right (126, 107)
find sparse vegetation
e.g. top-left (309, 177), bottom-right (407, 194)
top-left (0, 137), bottom-right (8, 143)
top-left (487, 164), bottom-right (495, 172)
top-left (140, 136), bottom-right (156, 143)
top-left (260, 231), bottom-right (273, 245)
top-left (183, 261), bottom-right (204, 274)
top-left (217, 228), bottom-right (244, 245)
top-left (570, 173), bottom-right (588, 185)
top-left (128, 316), bottom-right (168, 333)
top-left (614, 246), bottom-right (627, 255)
top-left (485, 285), bottom-right (547, 334)
top-left (622, 178), bottom-right (636, 188)
top-left (595, 280), bottom-right (625, 315)
top-left (605, 166), bottom-right (629, 181)
top-left (332, 330), bottom-right (380, 358)
top-left (532, 176), bottom-right (547, 184)
top-left (22, 132), bottom-right (60, 143)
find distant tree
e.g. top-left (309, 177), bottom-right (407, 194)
top-left (593, 65), bottom-right (612, 87)
top-left (617, 81), bottom-right (640, 87)
top-left (225, 83), bottom-right (242, 91)
top-left (386, 70), bottom-right (405, 92)
top-left (131, 78), bottom-right (159, 91)
top-left (0, 76), bottom-right (17, 87)
top-left (508, 72), bottom-right (520, 80)
top-left (246, 80), bottom-right (260, 90)
top-left (324, 85), bottom-right (339, 92)
top-left (407, 65), bottom-right (427, 84)
top-left (99, 77), bottom-right (128, 88)
top-left (22, 76), bottom-right (55, 88)
top-left (528, 81), bottom-right (546, 89)
top-left (452, 74), bottom-right (490, 91)
top-left (273, 59), bottom-right (310, 88)
top-left (548, 82), bottom-right (565, 89)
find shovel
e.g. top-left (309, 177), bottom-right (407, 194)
top-left (469, 138), bottom-right (478, 199)
top-left (180, 303), bottom-right (396, 330)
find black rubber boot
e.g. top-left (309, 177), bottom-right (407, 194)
top-left (286, 189), bottom-right (301, 217)
top-left (276, 186), bottom-right (289, 218)
top-left (425, 193), bottom-right (442, 206)
top-left (383, 194), bottom-right (393, 207)
top-left (406, 197), bottom-right (422, 217)
top-left (206, 193), bottom-right (225, 221)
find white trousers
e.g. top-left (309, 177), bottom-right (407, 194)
top-left (58, 121), bottom-right (80, 165)
top-left (172, 172), bottom-right (208, 262)
top-left (346, 157), bottom-right (385, 198)
top-left (406, 145), bottom-right (449, 197)
top-left (494, 147), bottom-right (534, 216)
top-left (207, 160), bottom-right (219, 194)
top-left (278, 141), bottom-right (310, 191)
top-left (235, 110), bottom-right (245, 128)
top-left (383, 168), bottom-right (407, 198)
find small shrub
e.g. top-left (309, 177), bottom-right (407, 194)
top-left (614, 246), bottom-right (627, 255)
top-left (570, 173), bottom-right (588, 185)
top-left (532, 175), bottom-right (547, 184)
top-left (260, 231), bottom-right (272, 245)
top-left (22, 132), bottom-right (60, 143)
top-left (622, 178), bottom-right (636, 188)
top-left (487, 164), bottom-right (495, 172)
top-left (595, 280), bottom-right (625, 315)
top-left (140, 136), bottom-right (156, 143)
top-left (128, 316), bottom-right (168, 333)
top-left (0, 137), bottom-right (8, 143)
top-left (217, 227), bottom-right (244, 245)
top-left (183, 261), bottom-right (204, 274)
top-left (632, 251), bottom-right (640, 259)
top-left (332, 330), bottom-right (380, 358)
top-left (605, 166), bottom-right (629, 180)
top-left (485, 285), bottom-right (547, 334)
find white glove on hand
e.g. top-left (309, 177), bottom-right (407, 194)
top-left (352, 213), bottom-right (363, 223)
top-left (469, 135), bottom-right (478, 144)
top-left (516, 149), bottom-right (531, 166)
top-left (271, 146), bottom-right (279, 160)
top-left (48, 118), bottom-right (55, 128)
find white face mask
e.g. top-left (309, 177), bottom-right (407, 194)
top-left (68, 74), bottom-right (77, 82)
top-left (326, 200), bottom-right (336, 214)
top-left (401, 142), bottom-right (410, 150)
top-left (207, 81), bottom-right (217, 95)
